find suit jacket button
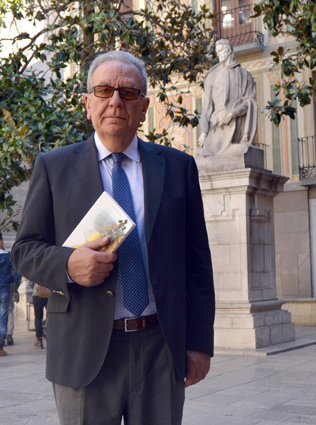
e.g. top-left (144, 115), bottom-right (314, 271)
top-left (107, 291), bottom-right (114, 297)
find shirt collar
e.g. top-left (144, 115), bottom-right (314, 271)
top-left (94, 133), bottom-right (140, 163)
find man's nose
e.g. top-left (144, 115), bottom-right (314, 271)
top-left (109, 90), bottom-right (124, 108)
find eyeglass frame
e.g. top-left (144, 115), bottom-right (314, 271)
top-left (88, 85), bottom-right (146, 100)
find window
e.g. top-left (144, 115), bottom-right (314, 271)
top-left (238, 0), bottom-right (251, 25)
top-left (221, 0), bottom-right (234, 28)
top-left (216, 0), bottom-right (256, 45)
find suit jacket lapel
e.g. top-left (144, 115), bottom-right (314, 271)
top-left (138, 139), bottom-right (166, 245)
top-left (70, 135), bottom-right (104, 207)
top-left (69, 136), bottom-right (165, 245)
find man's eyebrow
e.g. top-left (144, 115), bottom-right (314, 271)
top-left (96, 81), bottom-right (137, 88)
top-left (96, 81), bottom-right (111, 86)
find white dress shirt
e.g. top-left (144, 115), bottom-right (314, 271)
top-left (94, 132), bottom-right (157, 319)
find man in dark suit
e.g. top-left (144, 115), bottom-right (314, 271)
top-left (11, 51), bottom-right (215, 425)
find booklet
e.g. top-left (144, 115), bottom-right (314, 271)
top-left (63, 191), bottom-right (135, 253)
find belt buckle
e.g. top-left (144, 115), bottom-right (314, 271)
top-left (124, 318), bottom-right (138, 332)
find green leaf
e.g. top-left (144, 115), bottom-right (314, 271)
top-left (310, 51), bottom-right (316, 70)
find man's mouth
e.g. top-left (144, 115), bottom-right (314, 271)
top-left (104, 116), bottom-right (125, 120)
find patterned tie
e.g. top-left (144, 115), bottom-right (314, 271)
top-left (111, 153), bottom-right (149, 318)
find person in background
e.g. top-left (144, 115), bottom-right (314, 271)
top-left (6, 279), bottom-right (20, 346)
top-left (0, 232), bottom-right (21, 356)
top-left (30, 281), bottom-right (48, 349)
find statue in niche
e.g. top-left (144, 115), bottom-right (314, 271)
top-left (198, 39), bottom-right (257, 157)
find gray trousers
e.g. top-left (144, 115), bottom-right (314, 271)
top-left (53, 324), bottom-right (185, 425)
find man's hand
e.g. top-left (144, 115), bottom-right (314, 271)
top-left (184, 350), bottom-right (211, 388)
top-left (67, 237), bottom-right (117, 286)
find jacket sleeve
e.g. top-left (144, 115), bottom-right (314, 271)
top-left (10, 262), bottom-right (21, 283)
top-left (10, 155), bottom-right (74, 298)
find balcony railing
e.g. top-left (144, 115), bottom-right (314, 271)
top-left (215, 4), bottom-right (264, 46)
top-left (298, 135), bottom-right (316, 180)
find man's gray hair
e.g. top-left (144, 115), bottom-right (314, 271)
top-left (87, 51), bottom-right (148, 95)
top-left (215, 39), bottom-right (234, 59)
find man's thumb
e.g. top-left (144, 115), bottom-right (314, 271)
top-left (83, 236), bottom-right (111, 251)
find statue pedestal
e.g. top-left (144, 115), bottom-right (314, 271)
top-left (198, 148), bottom-right (295, 349)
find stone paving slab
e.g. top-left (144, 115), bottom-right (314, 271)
top-left (1, 321), bottom-right (316, 425)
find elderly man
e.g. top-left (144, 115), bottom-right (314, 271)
top-left (11, 51), bottom-right (215, 425)
top-left (198, 39), bottom-right (257, 156)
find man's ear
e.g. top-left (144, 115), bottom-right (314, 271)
top-left (84, 93), bottom-right (92, 120)
top-left (140, 97), bottom-right (150, 123)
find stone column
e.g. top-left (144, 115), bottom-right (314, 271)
top-left (197, 147), bottom-right (295, 349)
top-left (16, 277), bottom-right (33, 321)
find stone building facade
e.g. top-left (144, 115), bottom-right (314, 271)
top-left (142, 0), bottom-right (316, 325)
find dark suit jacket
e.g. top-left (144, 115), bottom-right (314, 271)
top-left (11, 136), bottom-right (215, 388)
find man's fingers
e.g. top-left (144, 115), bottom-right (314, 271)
top-left (82, 237), bottom-right (117, 263)
top-left (184, 350), bottom-right (211, 388)
top-left (83, 236), bottom-right (110, 250)
top-left (66, 239), bottom-right (117, 286)
top-left (184, 365), bottom-right (196, 388)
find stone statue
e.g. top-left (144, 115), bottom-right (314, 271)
top-left (198, 39), bottom-right (257, 157)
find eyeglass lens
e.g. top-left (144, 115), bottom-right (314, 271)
top-left (94, 86), bottom-right (141, 100)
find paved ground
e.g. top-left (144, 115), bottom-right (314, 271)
top-left (1, 321), bottom-right (316, 425)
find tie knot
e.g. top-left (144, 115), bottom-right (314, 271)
top-left (112, 152), bottom-right (125, 165)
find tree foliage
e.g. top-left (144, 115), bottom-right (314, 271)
top-left (2, 0), bottom-right (315, 232)
top-left (0, 0), bottom-right (216, 231)
top-left (253, 0), bottom-right (316, 126)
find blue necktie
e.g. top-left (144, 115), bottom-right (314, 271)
top-left (111, 153), bottom-right (149, 318)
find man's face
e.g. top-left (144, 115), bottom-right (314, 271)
top-left (0, 239), bottom-right (3, 250)
top-left (84, 60), bottom-right (149, 151)
top-left (216, 44), bottom-right (230, 64)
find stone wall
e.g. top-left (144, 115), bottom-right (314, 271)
top-left (274, 183), bottom-right (312, 299)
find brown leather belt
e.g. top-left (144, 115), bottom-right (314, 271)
top-left (113, 314), bottom-right (159, 332)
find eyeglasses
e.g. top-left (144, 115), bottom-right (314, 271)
top-left (89, 85), bottom-right (145, 100)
